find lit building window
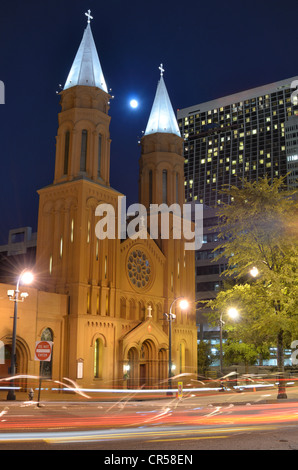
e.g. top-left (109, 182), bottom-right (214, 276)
top-left (87, 291), bottom-right (90, 313)
top-left (104, 255), bottom-right (107, 279)
top-left (87, 220), bottom-right (91, 243)
top-left (96, 240), bottom-right (99, 260)
top-left (70, 219), bottom-right (74, 243)
top-left (60, 236), bottom-right (63, 259)
top-left (94, 338), bottom-right (103, 378)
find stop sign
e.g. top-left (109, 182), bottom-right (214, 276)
top-left (34, 341), bottom-right (52, 362)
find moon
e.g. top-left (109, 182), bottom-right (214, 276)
top-left (130, 99), bottom-right (139, 109)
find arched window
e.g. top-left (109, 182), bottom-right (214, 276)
top-left (64, 131), bottom-right (70, 175)
top-left (41, 328), bottom-right (53, 378)
top-left (149, 170), bottom-right (153, 205)
top-left (98, 134), bottom-right (102, 178)
top-left (94, 337), bottom-right (104, 378)
top-left (162, 169), bottom-right (167, 203)
top-left (138, 300), bottom-right (144, 321)
top-left (80, 129), bottom-right (88, 172)
top-left (129, 299), bottom-right (136, 320)
top-left (120, 298), bottom-right (126, 319)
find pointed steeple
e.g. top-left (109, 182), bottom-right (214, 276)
top-left (145, 65), bottom-right (180, 137)
top-left (64, 13), bottom-right (108, 92)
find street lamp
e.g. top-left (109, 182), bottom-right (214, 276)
top-left (219, 307), bottom-right (239, 376)
top-left (249, 266), bottom-right (286, 398)
top-left (7, 270), bottom-right (34, 401)
top-left (250, 267), bottom-right (259, 278)
top-left (165, 297), bottom-right (189, 392)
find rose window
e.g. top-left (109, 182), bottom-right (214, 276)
top-left (127, 250), bottom-right (151, 289)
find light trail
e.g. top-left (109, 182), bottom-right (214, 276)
top-left (1, 371), bottom-right (291, 399)
top-left (0, 424), bottom-right (280, 445)
top-left (1, 401), bottom-right (298, 431)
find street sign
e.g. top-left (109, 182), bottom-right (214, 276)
top-left (34, 341), bottom-right (52, 362)
top-left (178, 381), bottom-right (183, 399)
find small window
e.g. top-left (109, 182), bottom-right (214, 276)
top-left (104, 255), bottom-right (107, 279)
top-left (59, 236), bottom-right (63, 259)
top-left (162, 169), bottom-right (167, 203)
top-left (94, 338), bottom-right (104, 378)
top-left (149, 170), bottom-right (153, 205)
top-left (98, 134), bottom-right (102, 178)
top-left (64, 131), bottom-right (70, 175)
top-left (80, 129), bottom-right (88, 172)
top-left (70, 219), bottom-right (74, 243)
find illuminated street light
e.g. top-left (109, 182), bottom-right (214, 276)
top-left (227, 307), bottom-right (239, 319)
top-left (219, 307), bottom-right (239, 376)
top-left (20, 271), bottom-right (34, 285)
top-left (165, 297), bottom-right (189, 392)
top-left (250, 267), bottom-right (259, 278)
top-left (179, 299), bottom-right (189, 310)
top-left (7, 270), bottom-right (34, 401)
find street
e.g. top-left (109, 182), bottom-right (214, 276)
top-left (1, 386), bottom-right (298, 451)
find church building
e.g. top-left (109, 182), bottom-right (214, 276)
top-left (0, 14), bottom-right (197, 392)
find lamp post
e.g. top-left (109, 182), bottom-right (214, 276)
top-left (248, 267), bottom-right (286, 398)
top-left (7, 270), bottom-right (34, 401)
top-left (165, 297), bottom-right (189, 392)
top-left (219, 307), bottom-right (239, 376)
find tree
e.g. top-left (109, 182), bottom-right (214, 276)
top-left (197, 340), bottom-right (213, 376)
top-left (204, 176), bottom-right (298, 376)
top-left (223, 341), bottom-right (270, 373)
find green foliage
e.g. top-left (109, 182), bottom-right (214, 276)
top-left (202, 176), bottom-right (298, 366)
top-left (197, 340), bottom-right (214, 375)
top-left (223, 341), bottom-right (270, 367)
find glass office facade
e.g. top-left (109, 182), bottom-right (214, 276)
top-left (178, 77), bottom-right (298, 206)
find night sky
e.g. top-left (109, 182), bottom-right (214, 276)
top-left (0, 0), bottom-right (297, 244)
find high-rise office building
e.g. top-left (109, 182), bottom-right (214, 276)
top-left (285, 115), bottom-right (298, 189)
top-left (183, 77), bottom-right (298, 358)
top-left (178, 76), bottom-right (298, 206)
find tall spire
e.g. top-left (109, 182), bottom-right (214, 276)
top-left (144, 65), bottom-right (180, 137)
top-left (64, 11), bottom-right (108, 92)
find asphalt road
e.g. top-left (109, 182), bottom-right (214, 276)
top-left (1, 387), bottom-right (298, 451)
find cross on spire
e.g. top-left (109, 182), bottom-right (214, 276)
top-left (85, 9), bottom-right (93, 24)
top-left (159, 63), bottom-right (165, 77)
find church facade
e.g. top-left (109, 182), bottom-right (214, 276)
top-left (0, 16), bottom-right (197, 392)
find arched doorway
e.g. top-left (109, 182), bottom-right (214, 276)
top-left (0, 337), bottom-right (30, 391)
top-left (94, 337), bottom-right (104, 379)
top-left (127, 347), bottom-right (138, 389)
top-left (140, 339), bottom-right (156, 388)
top-left (0, 344), bottom-right (12, 379)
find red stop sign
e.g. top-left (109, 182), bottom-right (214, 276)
top-left (35, 341), bottom-right (52, 362)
